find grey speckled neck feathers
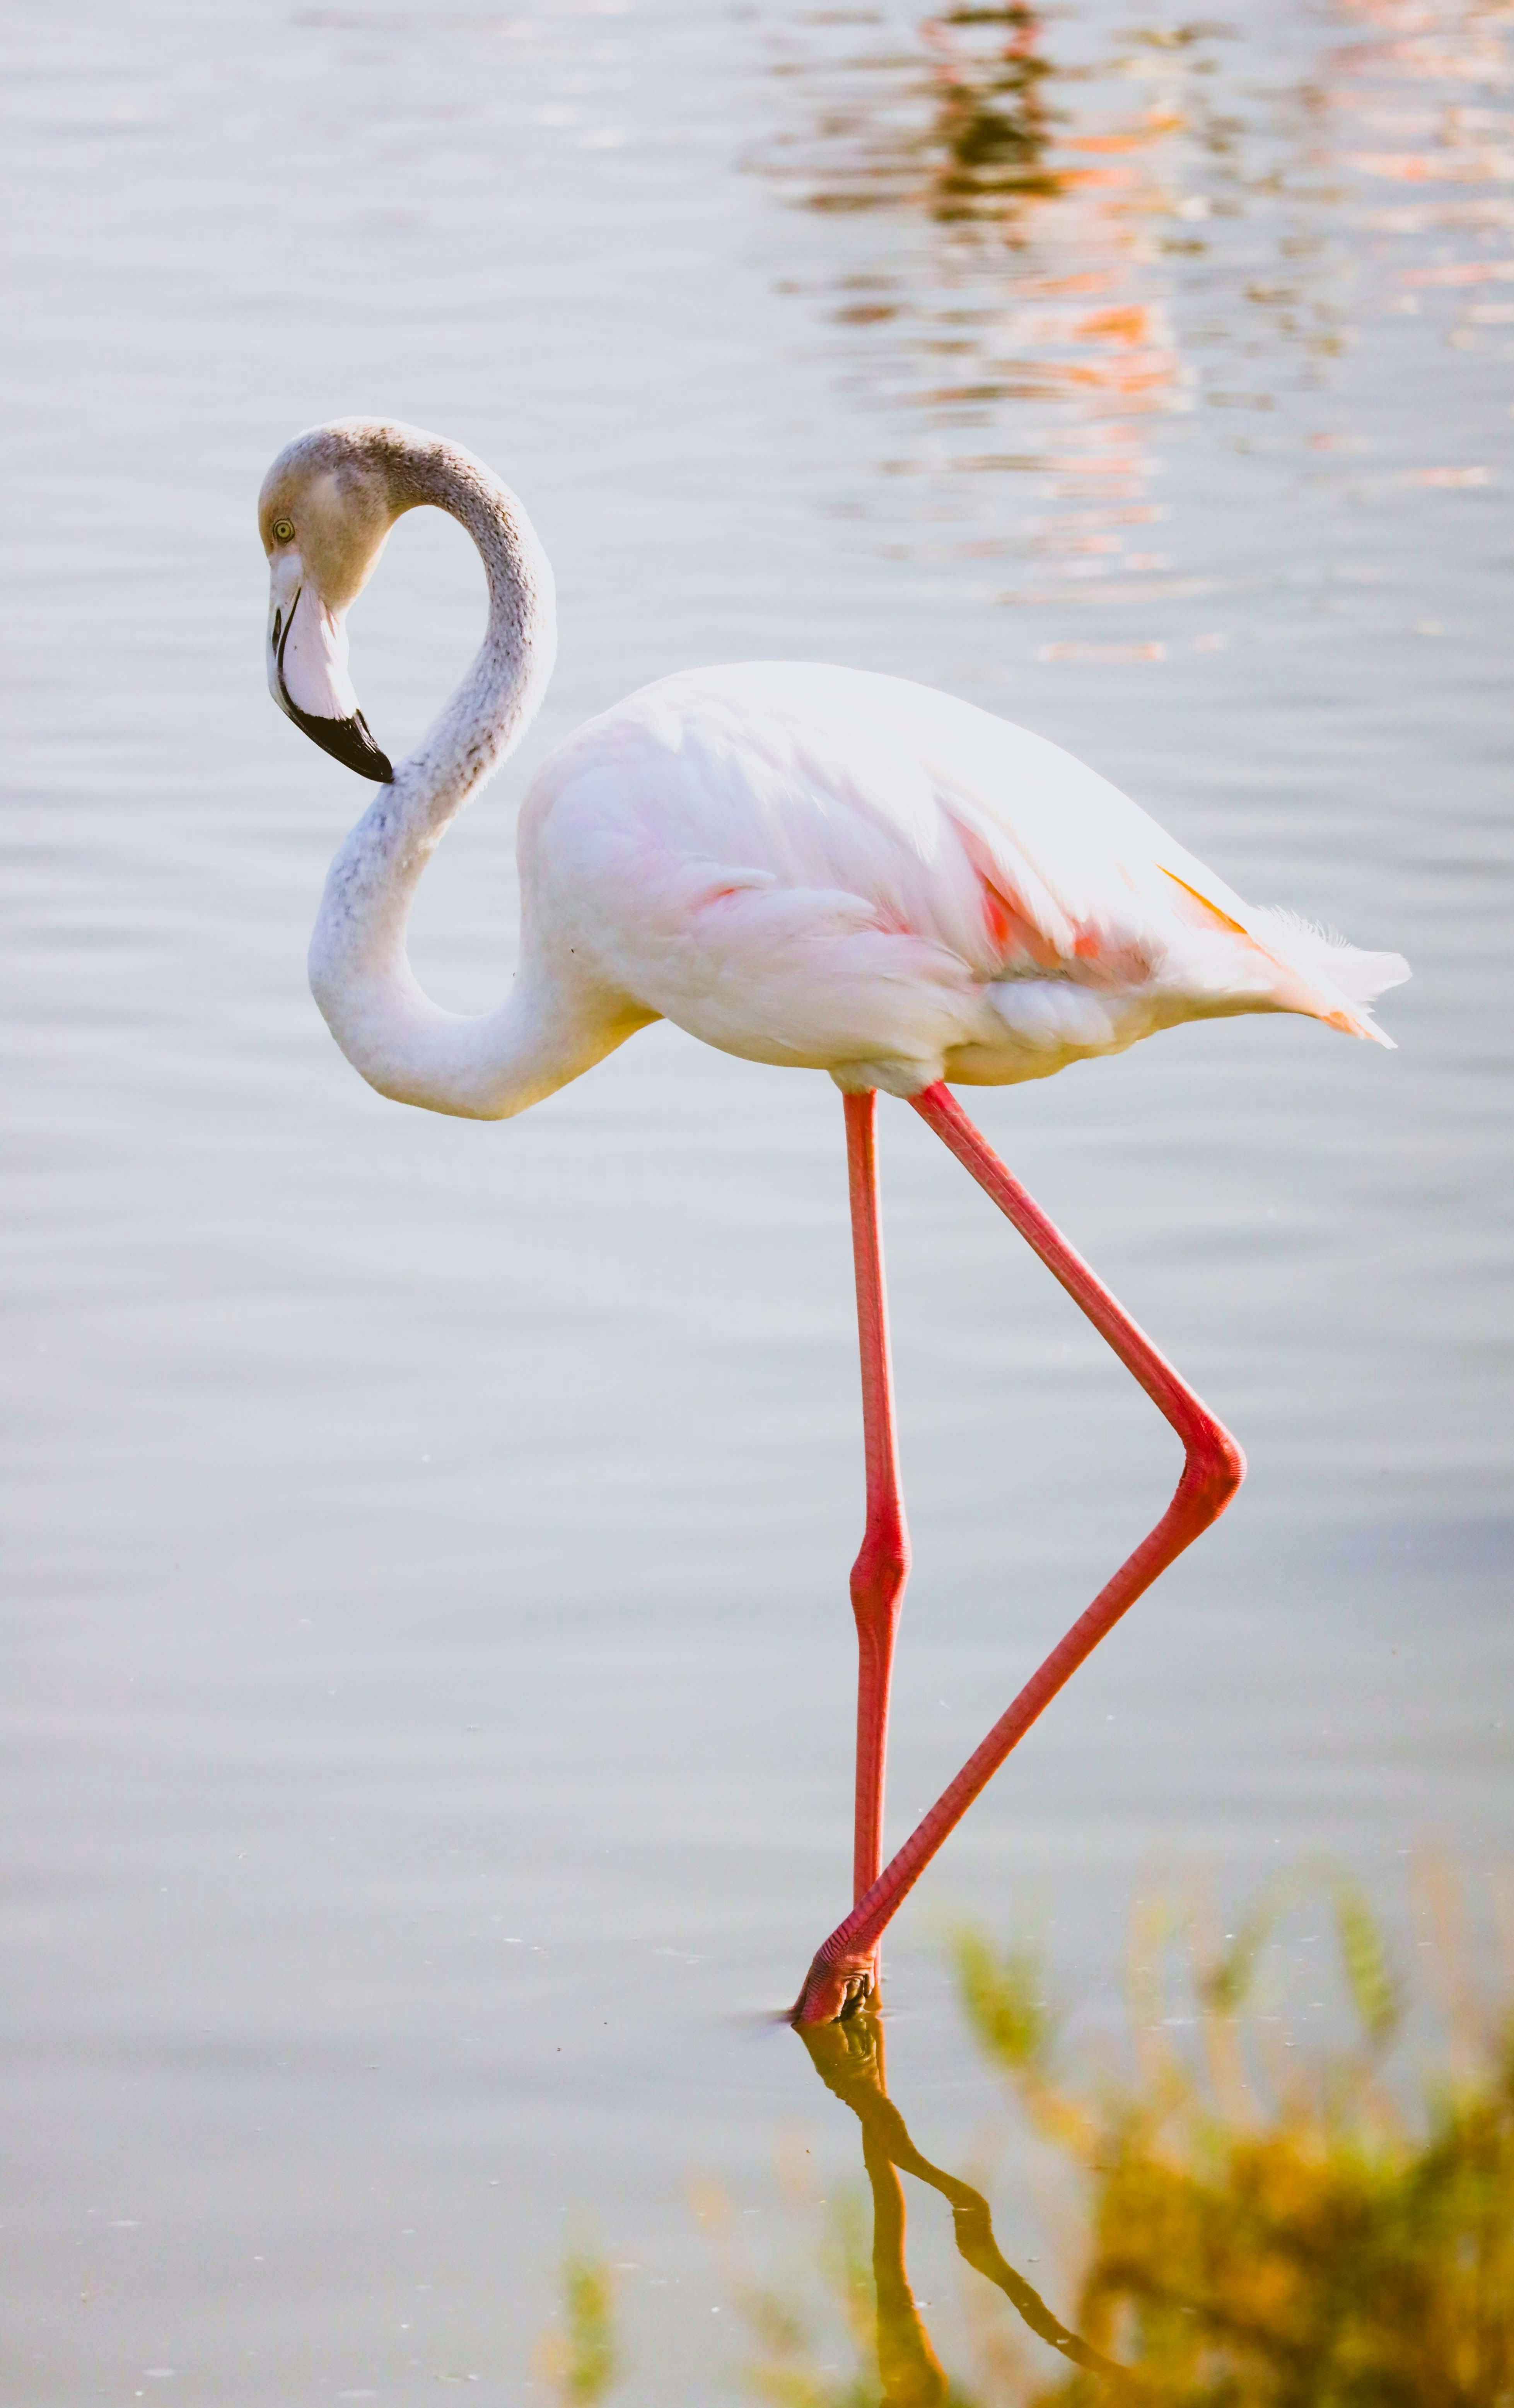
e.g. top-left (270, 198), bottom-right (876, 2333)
top-left (351, 418), bottom-right (558, 827)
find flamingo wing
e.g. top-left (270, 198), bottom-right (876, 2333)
top-left (521, 663), bottom-right (1407, 1062)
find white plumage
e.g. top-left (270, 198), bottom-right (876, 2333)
top-left (519, 659), bottom-right (1408, 1100)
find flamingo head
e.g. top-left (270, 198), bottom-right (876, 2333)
top-left (259, 425), bottom-right (396, 782)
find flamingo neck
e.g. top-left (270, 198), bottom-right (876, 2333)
top-left (306, 438), bottom-right (612, 1121)
top-left (386, 437), bottom-right (558, 833)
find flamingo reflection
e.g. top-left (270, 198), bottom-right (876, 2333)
top-left (796, 2010), bottom-right (1127, 2400)
top-left (765, 2), bottom-right (1212, 629)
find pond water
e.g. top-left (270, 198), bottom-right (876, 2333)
top-left (3, 0), bottom-right (1511, 2397)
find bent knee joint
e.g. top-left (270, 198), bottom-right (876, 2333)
top-left (1182, 1419), bottom-right (1246, 1518)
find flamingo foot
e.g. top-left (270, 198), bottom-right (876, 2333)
top-left (790, 1947), bottom-right (878, 2026)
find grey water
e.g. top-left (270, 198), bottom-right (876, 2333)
top-left (2, 0), bottom-right (1510, 2396)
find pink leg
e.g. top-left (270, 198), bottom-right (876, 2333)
top-left (793, 1081), bottom-right (1244, 2024)
top-left (844, 1091), bottom-right (911, 1918)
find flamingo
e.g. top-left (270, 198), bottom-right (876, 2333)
top-left (260, 418), bottom-right (1408, 2025)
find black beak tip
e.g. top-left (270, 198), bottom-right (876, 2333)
top-left (286, 698), bottom-right (394, 782)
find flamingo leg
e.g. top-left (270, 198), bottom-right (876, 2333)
top-left (844, 1091), bottom-right (912, 1925)
top-left (793, 1079), bottom-right (1244, 2025)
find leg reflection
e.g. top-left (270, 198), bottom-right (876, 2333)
top-left (863, 2119), bottom-right (950, 2405)
top-left (796, 2010), bottom-right (1126, 2395)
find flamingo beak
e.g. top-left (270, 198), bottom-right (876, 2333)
top-left (267, 551), bottom-right (393, 782)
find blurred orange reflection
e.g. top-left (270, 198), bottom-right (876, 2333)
top-left (760, 0), bottom-right (1513, 640)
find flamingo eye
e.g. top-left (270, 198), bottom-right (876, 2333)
top-left (272, 517), bottom-right (295, 543)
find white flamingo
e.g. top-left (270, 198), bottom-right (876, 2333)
top-left (261, 418), bottom-right (1408, 2024)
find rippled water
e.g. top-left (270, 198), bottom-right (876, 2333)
top-left (3, 0), bottom-right (1511, 2398)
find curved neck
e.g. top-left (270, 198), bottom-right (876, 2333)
top-left (387, 438), bottom-right (558, 832)
top-left (307, 440), bottom-right (618, 1121)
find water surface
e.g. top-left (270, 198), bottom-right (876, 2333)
top-left (2, 0), bottom-right (1511, 2397)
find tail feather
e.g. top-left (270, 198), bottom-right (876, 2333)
top-left (1256, 908), bottom-right (1411, 1006)
top-left (1252, 909), bottom-right (1409, 1043)
top-left (1156, 866), bottom-right (1410, 1044)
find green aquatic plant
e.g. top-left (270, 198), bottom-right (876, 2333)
top-left (1034, 2056), bottom-right (1514, 2405)
top-left (954, 1923), bottom-right (1057, 2080)
top-left (955, 1873), bottom-right (1514, 2406)
top-left (536, 2243), bottom-right (621, 2406)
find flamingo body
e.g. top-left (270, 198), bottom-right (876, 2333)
top-left (519, 659), bottom-right (1405, 1100)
